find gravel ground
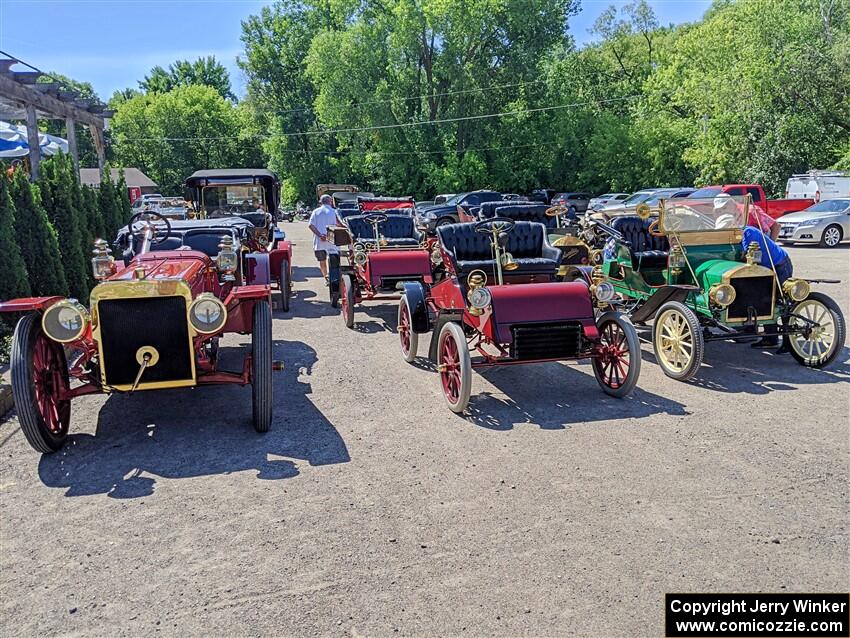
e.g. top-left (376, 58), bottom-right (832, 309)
top-left (1, 222), bottom-right (848, 637)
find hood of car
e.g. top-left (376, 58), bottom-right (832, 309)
top-left (110, 253), bottom-right (210, 283)
top-left (417, 203), bottom-right (457, 217)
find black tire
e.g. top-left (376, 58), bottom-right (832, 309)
top-left (819, 224), bottom-right (843, 248)
top-left (278, 259), bottom-right (290, 312)
top-left (652, 301), bottom-right (704, 381)
top-left (341, 274), bottom-right (355, 329)
top-left (786, 292), bottom-right (845, 368)
top-left (592, 311), bottom-right (641, 397)
top-left (11, 313), bottom-right (70, 453)
top-left (435, 216), bottom-right (455, 228)
top-left (251, 300), bottom-right (273, 433)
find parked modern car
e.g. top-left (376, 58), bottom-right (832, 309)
top-left (778, 198), bottom-right (850, 247)
top-left (434, 193), bottom-right (456, 205)
top-left (528, 188), bottom-right (557, 205)
top-left (597, 187), bottom-right (695, 217)
top-left (551, 192), bottom-right (591, 214)
top-left (502, 193), bottom-right (529, 201)
top-left (688, 184), bottom-right (812, 219)
top-left (415, 190), bottom-right (503, 231)
top-left (786, 171), bottom-right (850, 203)
top-left (588, 192), bottom-right (629, 210)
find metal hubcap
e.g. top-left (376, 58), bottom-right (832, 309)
top-left (824, 228), bottom-right (840, 246)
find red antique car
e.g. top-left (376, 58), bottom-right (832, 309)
top-left (185, 169), bottom-right (294, 311)
top-left (397, 218), bottom-right (641, 412)
top-left (331, 212), bottom-right (436, 328)
top-left (0, 212), bottom-right (278, 453)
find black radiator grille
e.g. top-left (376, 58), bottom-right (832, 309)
top-left (727, 276), bottom-right (774, 320)
top-left (510, 322), bottom-right (584, 361)
top-left (98, 296), bottom-right (193, 386)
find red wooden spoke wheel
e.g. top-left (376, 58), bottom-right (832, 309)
top-left (398, 295), bottom-right (418, 363)
top-left (340, 274), bottom-right (354, 329)
top-left (437, 322), bottom-right (471, 413)
top-left (591, 311), bottom-right (640, 398)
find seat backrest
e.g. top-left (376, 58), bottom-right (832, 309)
top-left (478, 202), bottom-right (555, 228)
top-left (437, 221), bottom-right (547, 262)
top-left (182, 230), bottom-right (229, 257)
top-left (346, 215), bottom-right (418, 240)
top-left (610, 215), bottom-right (668, 252)
top-left (505, 222), bottom-right (547, 258)
top-left (437, 223), bottom-right (494, 262)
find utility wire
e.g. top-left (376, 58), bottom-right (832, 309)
top-left (120, 95), bottom-right (639, 142)
top-left (273, 78), bottom-right (549, 115)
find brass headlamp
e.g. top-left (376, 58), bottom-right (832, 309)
top-left (91, 238), bottom-right (116, 280)
top-left (466, 270), bottom-right (490, 316)
top-left (782, 278), bottom-right (810, 302)
top-left (215, 235), bottom-right (238, 281)
top-left (708, 283), bottom-right (736, 308)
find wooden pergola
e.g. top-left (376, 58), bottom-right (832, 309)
top-left (0, 56), bottom-right (113, 180)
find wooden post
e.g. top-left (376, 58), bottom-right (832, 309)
top-left (88, 123), bottom-right (105, 174)
top-left (66, 117), bottom-right (79, 169)
top-left (25, 104), bottom-right (41, 181)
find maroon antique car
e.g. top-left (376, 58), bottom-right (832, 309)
top-left (330, 212), bottom-right (436, 328)
top-left (396, 218), bottom-right (641, 412)
top-left (0, 212), bottom-right (278, 453)
top-left (185, 169), bottom-right (294, 312)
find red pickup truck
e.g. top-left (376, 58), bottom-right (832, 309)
top-left (688, 184), bottom-right (813, 219)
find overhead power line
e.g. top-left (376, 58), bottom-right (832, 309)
top-left (120, 95), bottom-right (639, 143)
top-left (273, 78), bottom-right (549, 115)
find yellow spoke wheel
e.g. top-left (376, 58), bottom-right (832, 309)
top-left (653, 301), bottom-right (704, 381)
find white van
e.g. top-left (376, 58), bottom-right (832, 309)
top-left (785, 171), bottom-right (850, 202)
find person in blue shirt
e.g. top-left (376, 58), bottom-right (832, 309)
top-left (741, 226), bottom-right (793, 349)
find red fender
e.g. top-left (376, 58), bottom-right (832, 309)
top-left (269, 241), bottom-right (292, 282)
top-left (0, 296), bottom-right (65, 313)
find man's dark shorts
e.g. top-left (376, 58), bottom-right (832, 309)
top-left (314, 250), bottom-right (327, 261)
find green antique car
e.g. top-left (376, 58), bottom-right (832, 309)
top-left (596, 196), bottom-right (845, 380)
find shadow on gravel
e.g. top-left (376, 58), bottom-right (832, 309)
top-left (350, 303), bottom-right (398, 334)
top-left (635, 333), bottom-right (850, 394)
top-left (450, 358), bottom-right (689, 431)
top-left (37, 340), bottom-right (349, 498)
top-left (276, 288), bottom-right (338, 320)
top-left (291, 264), bottom-right (322, 282)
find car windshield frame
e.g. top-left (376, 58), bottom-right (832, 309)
top-left (200, 184), bottom-right (267, 215)
top-left (660, 195), bottom-right (748, 234)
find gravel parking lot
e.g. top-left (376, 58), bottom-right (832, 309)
top-left (1, 222), bottom-right (848, 637)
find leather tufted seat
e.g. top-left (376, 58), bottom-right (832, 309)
top-left (478, 202), bottom-right (557, 229)
top-left (437, 221), bottom-right (560, 278)
top-left (610, 215), bottom-right (669, 269)
top-left (346, 215), bottom-right (423, 247)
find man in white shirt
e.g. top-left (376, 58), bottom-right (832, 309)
top-left (308, 194), bottom-right (340, 283)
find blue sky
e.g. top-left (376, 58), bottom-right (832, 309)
top-left (0, 0), bottom-right (711, 101)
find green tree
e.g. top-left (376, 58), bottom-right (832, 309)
top-left (0, 173), bottom-right (31, 301)
top-left (39, 154), bottom-right (90, 300)
top-left (7, 170), bottom-right (68, 297)
top-left (139, 56), bottom-right (235, 100)
top-left (110, 85), bottom-right (256, 194)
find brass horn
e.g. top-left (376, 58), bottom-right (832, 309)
top-left (636, 203), bottom-right (651, 220)
top-left (500, 251), bottom-right (518, 271)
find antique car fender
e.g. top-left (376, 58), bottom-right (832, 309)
top-left (630, 285), bottom-right (699, 324)
top-left (223, 285), bottom-right (272, 333)
top-left (428, 310), bottom-right (464, 362)
top-left (268, 241), bottom-right (292, 279)
top-left (0, 296), bottom-right (65, 314)
top-left (401, 282), bottom-right (431, 333)
top-left (245, 252), bottom-right (271, 285)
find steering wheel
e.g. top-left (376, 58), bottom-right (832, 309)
top-left (475, 217), bottom-right (516, 235)
top-left (545, 205), bottom-right (565, 218)
top-left (365, 213), bottom-right (388, 225)
top-left (648, 219), bottom-right (665, 237)
top-left (128, 211), bottom-right (172, 246)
